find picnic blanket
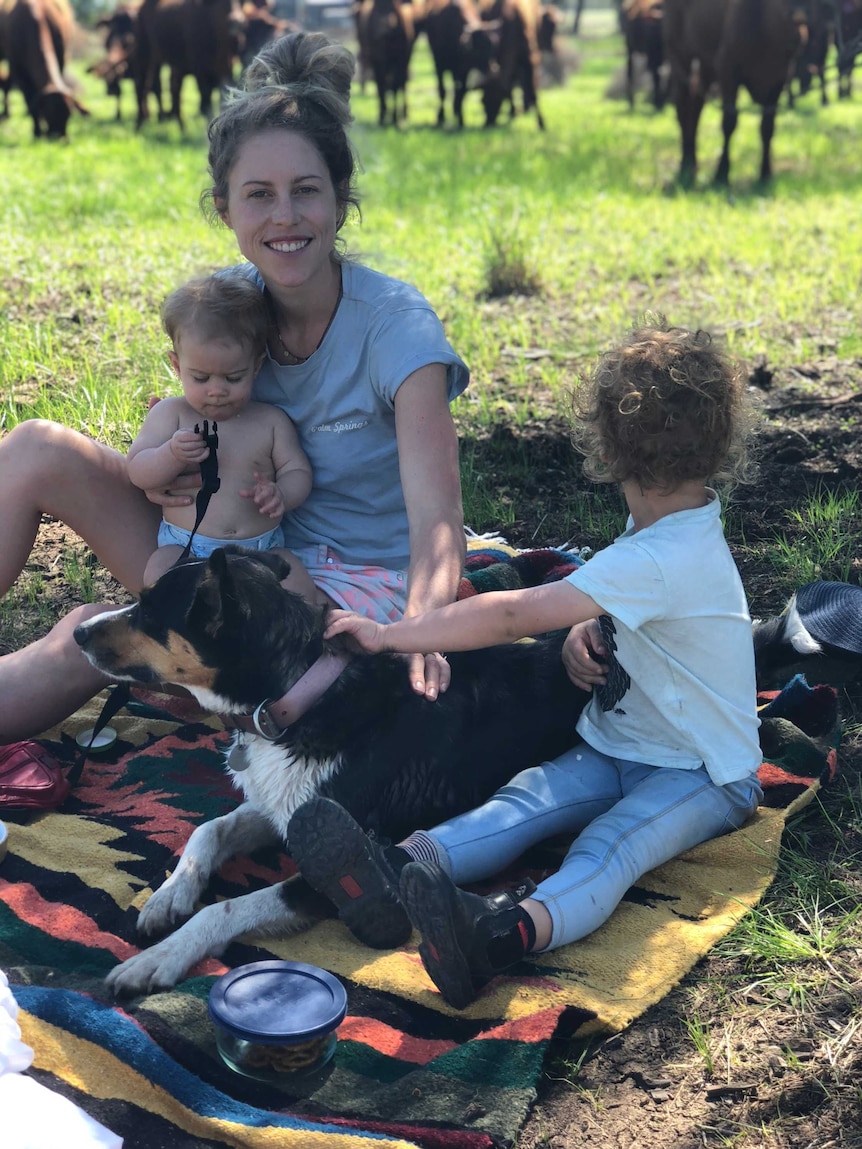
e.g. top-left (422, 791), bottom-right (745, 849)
top-left (0, 538), bottom-right (842, 1149)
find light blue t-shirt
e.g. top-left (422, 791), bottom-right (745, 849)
top-left (238, 261), bottom-right (469, 569)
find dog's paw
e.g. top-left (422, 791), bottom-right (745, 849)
top-left (105, 940), bottom-right (194, 997)
top-left (136, 879), bottom-right (199, 939)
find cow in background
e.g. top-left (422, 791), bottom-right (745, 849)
top-left (538, 2), bottom-right (563, 85)
top-left (836, 0), bottom-right (862, 97)
top-left (422, 0), bottom-right (545, 128)
top-left (622, 0), bottom-right (666, 110)
top-left (787, 0), bottom-right (831, 106)
top-left (470, 0), bottom-right (546, 128)
top-left (421, 0), bottom-right (475, 127)
top-left (0, 0), bottom-right (88, 137)
top-left (0, 12), bottom-right (10, 117)
top-left (135, 0), bottom-right (243, 130)
top-left (87, 4), bottom-right (166, 122)
top-left (236, 0), bottom-right (294, 73)
top-left (356, 0), bottom-right (415, 125)
top-left (664, 0), bottom-right (805, 186)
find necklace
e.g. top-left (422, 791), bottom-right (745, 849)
top-left (272, 278), bottom-right (343, 365)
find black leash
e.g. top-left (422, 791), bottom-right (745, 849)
top-left (68, 423), bottom-right (221, 787)
top-left (67, 682), bottom-right (132, 786)
top-left (179, 420), bottom-right (221, 561)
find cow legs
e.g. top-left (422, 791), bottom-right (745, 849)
top-left (169, 67), bottom-right (185, 130)
top-left (757, 90), bottom-right (782, 184)
top-left (626, 47), bottom-right (635, 110)
top-left (435, 70), bottom-right (446, 125)
top-left (674, 80), bottom-right (704, 188)
top-left (714, 92), bottom-right (738, 185)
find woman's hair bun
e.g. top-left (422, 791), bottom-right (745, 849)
top-left (243, 30), bottom-right (355, 108)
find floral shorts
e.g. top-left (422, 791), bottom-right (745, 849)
top-left (291, 544), bottom-right (407, 624)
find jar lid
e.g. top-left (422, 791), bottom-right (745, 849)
top-left (208, 961), bottom-right (347, 1045)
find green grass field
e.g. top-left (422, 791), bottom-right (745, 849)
top-left (2, 20), bottom-right (860, 450)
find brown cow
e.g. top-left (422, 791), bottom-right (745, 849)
top-left (0, 0), bottom-right (88, 138)
top-left (236, 1), bottom-right (294, 74)
top-left (356, 0), bottom-right (415, 126)
top-left (474, 0), bottom-right (546, 129)
top-left (422, 0), bottom-right (544, 129)
top-left (836, 0), bottom-right (862, 98)
top-left (787, 0), bottom-right (831, 105)
top-left (134, 0), bottom-right (243, 130)
top-left (87, 3), bottom-right (166, 122)
top-left (664, 0), bottom-right (806, 186)
top-left (622, 0), bottom-right (666, 111)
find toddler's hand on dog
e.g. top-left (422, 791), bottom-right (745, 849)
top-left (562, 619), bottom-right (608, 692)
top-left (325, 610), bottom-right (388, 653)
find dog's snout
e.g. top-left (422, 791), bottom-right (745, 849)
top-left (73, 623), bottom-right (90, 647)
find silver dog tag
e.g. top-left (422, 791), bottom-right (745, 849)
top-left (227, 739), bottom-right (251, 773)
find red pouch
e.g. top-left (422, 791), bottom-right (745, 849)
top-left (0, 741), bottom-right (71, 811)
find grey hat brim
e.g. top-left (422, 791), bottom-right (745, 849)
top-left (794, 581), bottom-right (862, 656)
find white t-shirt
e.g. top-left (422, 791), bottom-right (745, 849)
top-left (569, 492), bottom-right (761, 786)
top-left (238, 260), bottom-right (469, 569)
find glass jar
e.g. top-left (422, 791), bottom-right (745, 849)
top-left (208, 960), bottom-right (347, 1083)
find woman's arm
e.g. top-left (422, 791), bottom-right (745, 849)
top-left (395, 365), bottom-right (465, 614)
top-left (393, 365), bottom-right (465, 697)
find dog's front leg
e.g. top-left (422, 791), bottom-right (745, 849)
top-left (136, 805), bottom-right (279, 939)
top-left (106, 878), bottom-right (321, 996)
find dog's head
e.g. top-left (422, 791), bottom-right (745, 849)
top-left (74, 547), bottom-right (324, 711)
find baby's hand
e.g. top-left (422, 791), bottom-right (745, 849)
top-left (170, 428), bottom-right (209, 464)
top-left (325, 610), bottom-right (389, 654)
top-left (240, 473), bottom-right (286, 519)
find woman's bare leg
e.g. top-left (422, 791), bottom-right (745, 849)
top-left (143, 545), bottom-right (184, 587)
top-left (273, 547), bottom-right (330, 607)
top-left (0, 420), bottom-right (162, 598)
top-left (0, 604), bottom-right (117, 741)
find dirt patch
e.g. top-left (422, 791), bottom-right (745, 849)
top-left (2, 353), bottom-right (862, 1149)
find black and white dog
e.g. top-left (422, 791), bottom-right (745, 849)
top-left (73, 547), bottom-right (589, 995)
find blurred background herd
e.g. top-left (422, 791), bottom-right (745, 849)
top-left (0, 0), bottom-right (860, 185)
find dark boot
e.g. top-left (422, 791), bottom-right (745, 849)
top-left (399, 860), bottom-right (536, 1009)
top-left (287, 797), bottom-right (411, 949)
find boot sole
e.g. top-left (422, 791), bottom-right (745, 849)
top-left (288, 797), bottom-right (411, 949)
top-left (399, 861), bottom-right (477, 1010)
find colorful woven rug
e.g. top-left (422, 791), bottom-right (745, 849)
top-left (0, 540), bottom-right (841, 1149)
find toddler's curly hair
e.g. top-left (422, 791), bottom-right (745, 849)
top-left (571, 318), bottom-right (756, 491)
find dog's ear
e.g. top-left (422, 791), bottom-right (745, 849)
top-left (253, 551), bottom-right (292, 583)
top-left (187, 549), bottom-right (237, 639)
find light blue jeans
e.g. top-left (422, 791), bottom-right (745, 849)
top-left (427, 742), bottom-right (763, 951)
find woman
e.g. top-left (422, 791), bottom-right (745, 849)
top-left (0, 32), bottom-right (467, 744)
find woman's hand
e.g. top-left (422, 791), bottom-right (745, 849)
top-left (144, 470), bottom-right (201, 508)
top-left (562, 619), bottom-right (608, 692)
top-left (407, 651), bottom-right (451, 701)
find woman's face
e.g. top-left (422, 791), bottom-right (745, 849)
top-left (221, 129), bottom-right (340, 295)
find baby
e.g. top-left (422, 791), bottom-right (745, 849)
top-left (128, 272), bottom-right (312, 585)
